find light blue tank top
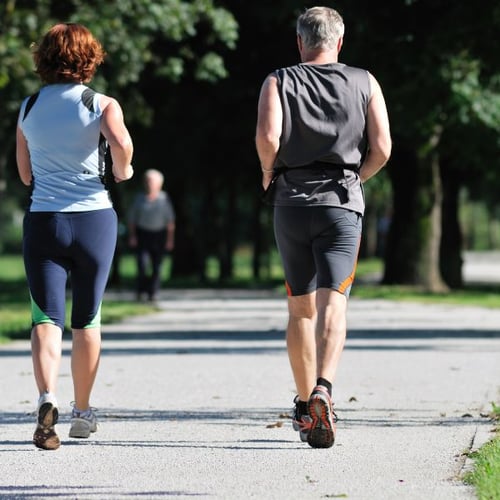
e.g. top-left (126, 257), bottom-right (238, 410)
top-left (19, 83), bottom-right (112, 212)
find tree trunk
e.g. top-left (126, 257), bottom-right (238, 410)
top-left (252, 198), bottom-right (263, 280)
top-left (170, 182), bottom-right (205, 281)
top-left (219, 184), bottom-right (235, 281)
top-left (383, 131), bottom-right (448, 292)
top-left (383, 142), bottom-right (421, 283)
top-left (440, 159), bottom-right (463, 288)
top-left (415, 145), bottom-right (448, 292)
top-left (252, 192), bottom-right (275, 280)
top-left (0, 153), bottom-right (8, 253)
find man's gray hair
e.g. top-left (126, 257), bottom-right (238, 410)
top-left (296, 6), bottom-right (344, 51)
top-left (144, 168), bottom-right (164, 185)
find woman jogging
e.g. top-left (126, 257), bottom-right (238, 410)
top-left (16, 23), bottom-right (134, 450)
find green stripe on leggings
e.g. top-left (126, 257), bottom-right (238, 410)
top-left (30, 295), bottom-right (56, 325)
top-left (84, 303), bottom-right (102, 329)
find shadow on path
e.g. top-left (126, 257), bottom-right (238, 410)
top-left (1, 328), bottom-right (499, 358)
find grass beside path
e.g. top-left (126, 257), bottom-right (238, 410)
top-left (463, 404), bottom-right (500, 500)
top-left (0, 254), bottom-right (158, 343)
top-left (4, 253), bottom-right (500, 341)
top-left (0, 298), bottom-right (157, 343)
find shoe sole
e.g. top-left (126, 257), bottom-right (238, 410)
top-left (33, 402), bottom-right (60, 450)
top-left (69, 418), bottom-right (97, 438)
top-left (307, 395), bottom-right (335, 449)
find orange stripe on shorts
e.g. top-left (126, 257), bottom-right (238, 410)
top-left (338, 238), bottom-right (361, 294)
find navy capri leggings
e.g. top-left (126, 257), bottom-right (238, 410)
top-left (23, 208), bottom-right (117, 331)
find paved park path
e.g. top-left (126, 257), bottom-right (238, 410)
top-left (1, 251), bottom-right (499, 499)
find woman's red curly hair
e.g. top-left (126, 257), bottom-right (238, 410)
top-left (33, 23), bottom-right (105, 84)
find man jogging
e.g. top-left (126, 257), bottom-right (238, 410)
top-left (256, 6), bottom-right (391, 448)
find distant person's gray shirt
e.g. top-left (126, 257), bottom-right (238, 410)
top-left (128, 191), bottom-right (175, 232)
top-left (272, 62), bottom-right (371, 214)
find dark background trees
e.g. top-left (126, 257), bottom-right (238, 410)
top-left (2, 0), bottom-right (500, 289)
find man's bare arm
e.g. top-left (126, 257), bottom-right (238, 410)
top-left (256, 74), bottom-right (282, 189)
top-left (359, 73), bottom-right (392, 183)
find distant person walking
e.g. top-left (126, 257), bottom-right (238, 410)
top-left (16, 23), bottom-right (134, 450)
top-left (256, 6), bottom-right (391, 448)
top-left (128, 169), bottom-right (176, 302)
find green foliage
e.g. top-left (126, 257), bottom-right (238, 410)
top-left (4, 0), bottom-right (500, 286)
top-left (0, 253), bottom-right (158, 341)
top-left (352, 0), bottom-right (500, 286)
top-left (0, 0), bottom-right (238, 150)
top-left (195, 52), bottom-right (228, 82)
top-left (351, 282), bottom-right (500, 308)
top-left (0, 0), bottom-right (240, 276)
top-left (0, 195), bottom-right (23, 252)
top-left (70, 0), bottom-right (238, 88)
top-left (490, 402), bottom-right (500, 421)
top-left (362, 169), bottom-right (392, 214)
top-left (0, 254), bottom-right (25, 280)
top-left (443, 54), bottom-right (500, 131)
top-left (0, 0), bottom-right (238, 89)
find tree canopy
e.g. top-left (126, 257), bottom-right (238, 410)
top-left (2, 0), bottom-right (500, 288)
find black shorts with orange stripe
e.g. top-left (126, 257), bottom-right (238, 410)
top-left (273, 206), bottom-right (362, 297)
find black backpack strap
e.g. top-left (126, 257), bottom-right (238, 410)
top-left (82, 87), bottom-right (111, 186)
top-left (22, 92), bottom-right (40, 121)
top-left (81, 88), bottom-right (96, 112)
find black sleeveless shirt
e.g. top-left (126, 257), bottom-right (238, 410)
top-left (272, 62), bottom-right (371, 214)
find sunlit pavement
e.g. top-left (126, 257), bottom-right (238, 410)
top-left (1, 254), bottom-right (499, 499)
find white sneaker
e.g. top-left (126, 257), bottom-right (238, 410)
top-left (37, 391), bottom-right (58, 411)
top-left (69, 405), bottom-right (98, 438)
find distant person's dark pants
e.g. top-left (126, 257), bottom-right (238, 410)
top-left (135, 228), bottom-right (167, 299)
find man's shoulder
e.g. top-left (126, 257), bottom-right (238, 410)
top-left (275, 63), bottom-right (368, 75)
top-left (274, 63), bottom-right (302, 74)
top-left (341, 64), bottom-right (369, 76)
top-left (271, 63), bottom-right (306, 83)
top-left (341, 65), bottom-right (371, 91)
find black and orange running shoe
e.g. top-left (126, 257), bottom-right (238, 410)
top-left (307, 385), bottom-right (337, 448)
top-left (292, 395), bottom-right (312, 443)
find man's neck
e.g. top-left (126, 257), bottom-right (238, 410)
top-left (300, 48), bottom-right (338, 65)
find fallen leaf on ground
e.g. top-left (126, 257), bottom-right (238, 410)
top-left (266, 421), bottom-right (283, 428)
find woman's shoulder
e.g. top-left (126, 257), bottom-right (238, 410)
top-left (98, 93), bottom-right (121, 112)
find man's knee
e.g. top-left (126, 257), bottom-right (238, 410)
top-left (288, 292), bottom-right (316, 319)
top-left (316, 288), bottom-right (347, 309)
